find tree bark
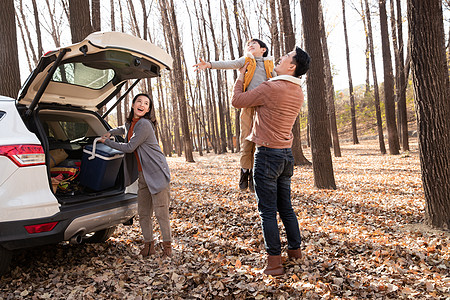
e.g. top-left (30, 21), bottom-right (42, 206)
top-left (45, 0), bottom-right (61, 47)
top-left (396, 0), bottom-right (409, 151)
top-left (379, 0), bottom-right (400, 155)
top-left (91, 0), bottom-right (101, 32)
top-left (300, 0), bottom-right (336, 189)
top-left (140, 0), bottom-right (148, 40)
top-left (319, 2), bottom-right (341, 157)
top-left (15, 9), bottom-right (33, 73)
top-left (365, 0), bottom-right (386, 154)
top-left (160, 2), bottom-right (181, 156)
top-left (0, 0), bottom-right (21, 99)
top-left (233, 0), bottom-right (244, 153)
top-left (69, 0), bottom-right (93, 43)
top-left (17, 0), bottom-right (37, 65)
top-left (269, 0), bottom-right (281, 61)
top-left (280, 0), bottom-right (310, 165)
top-left (360, 0), bottom-right (371, 96)
top-left (165, 0), bottom-right (194, 162)
top-left (206, 0), bottom-right (227, 154)
top-left (407, 0), bottom-right (450, 229)
top-left (127, 0), bottom-right (140, 38)
top-left (31, 0), bottom-right (43, 58)
top-left (342, 0), bottom-right (359, 145)
top-left (222, 0), bottom-right (237, 152)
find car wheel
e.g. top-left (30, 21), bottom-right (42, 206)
top-left (0, 246), bottom-right (12, 275)
top-left (83, 226), bottom-right (117, 243)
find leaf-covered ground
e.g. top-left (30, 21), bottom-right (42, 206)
top-left (1, 139), bottom-right (449, 299)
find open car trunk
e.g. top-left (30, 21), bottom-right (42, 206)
top-left (14, 32), bottom-right (173, 205)
top-left (24, 105), bottom-right (125, 205)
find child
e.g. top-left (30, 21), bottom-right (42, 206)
top-left (193, 39), bottom-right (275, 192)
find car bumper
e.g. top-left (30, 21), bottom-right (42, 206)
top-left (0, 193), bottom-right (137, 250)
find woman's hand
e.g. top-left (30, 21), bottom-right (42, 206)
top-left (193, 58), bottom-right (211, 72)
top-left (99, 132), bottom-right (111, 143)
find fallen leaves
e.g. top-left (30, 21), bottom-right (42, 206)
top-left (1, 138), bottom-right (449, 299)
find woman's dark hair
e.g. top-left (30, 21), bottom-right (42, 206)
top-left (292, 47), bottom-right (311, 78)
top-left (126, 93), bottom-right (157, 132)
top-left (248, 38), bottom-right (269, 57)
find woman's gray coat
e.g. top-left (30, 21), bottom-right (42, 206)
top-left (104, 118), bottom-right (170, 195)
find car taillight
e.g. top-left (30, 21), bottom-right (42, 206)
top-left (0, 144), bottom-right (45, 167)
top-left (24, 222), bottom-right (58, 234)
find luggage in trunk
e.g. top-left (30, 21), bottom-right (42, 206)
top-left (79, 139), bottom-right (124, 191)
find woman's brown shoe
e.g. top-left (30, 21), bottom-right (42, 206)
top-left (140, 241), bottom-right (155, 257)
top-left (162, 241), bottom-right (172, 258)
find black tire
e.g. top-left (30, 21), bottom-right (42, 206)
top-left (83, 226), bottom-right (117, 243)
top-left (0, 246), bottom-right (12, 275)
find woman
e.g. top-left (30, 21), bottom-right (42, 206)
top-left (99, 93), bottom-right (172, 258)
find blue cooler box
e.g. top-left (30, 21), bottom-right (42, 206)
top-left (79, 142), bottom-right (124, 191)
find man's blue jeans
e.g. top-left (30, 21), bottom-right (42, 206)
top-left (253, 146), bottom-right (301, 255)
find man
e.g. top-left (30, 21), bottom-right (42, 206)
top-left (231, 47), bottom-right (310, 276)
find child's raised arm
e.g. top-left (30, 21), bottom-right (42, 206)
top-left (193, 58), bottom-right (211, 72)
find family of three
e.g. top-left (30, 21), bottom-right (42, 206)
top-left (99, 39), bottom-right (311, 276)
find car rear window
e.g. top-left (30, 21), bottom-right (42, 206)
top-left (0, 111), bottom-right (5, 121)
top-left (52, 62), bottom-right (115, 89)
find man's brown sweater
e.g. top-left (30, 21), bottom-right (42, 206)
top-left (232, 75), bottom-right (305, 149)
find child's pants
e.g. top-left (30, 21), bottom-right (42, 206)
top-left (240, 107), bottom-right (256, 170)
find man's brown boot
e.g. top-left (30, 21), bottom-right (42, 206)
top-left (140, 241), bottom-right (155, 257)
top-left (287, 248), bottom-right (302, 260)
top-left (263, 255), bottom-right (284, 276)
top-left (162, 241), bottom-right (172, 258)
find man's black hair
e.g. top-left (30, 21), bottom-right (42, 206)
top-left (248, 38), bottom-right (269, 57)
top-left (292, 47), bottom-right (310, 77)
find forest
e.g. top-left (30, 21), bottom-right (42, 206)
top-left (0, 0), bottom-right (449, 298)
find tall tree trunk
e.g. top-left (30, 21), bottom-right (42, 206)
top-left (199, 1), bottom-right (219, 154)
top-left (300, 0), bottom-right (336, 189)
top-left (195, 2), bottom-right (215, 153)
top-left (45, 0), bottom-right (61, 47)
top-left (269, 0), bottom-right (281, 60)
top-left (233, 0), bottom-right (244, 153)
top-left (396, 0), bottom-right (409, 151)
top-left (110, 0), bottom-right (123, 126)
top-left (319, 2), bottom-right (341, 157)
top-left (277, 0), bottom-right (286, 54)
top-left (407, 0), bottom-right (450, 229)
top-left (32, 0), bottom-right (43, 59)
top-left (365, 0), bottom-right (387, 154)
top-left (18, 0), bottom-right (37, 65)
top-left (165, 0), bottom-right (194, 162)
top-left (379, 0), bottom-right (400, 155)
top-left (127, 0), bottom-right (140, 38)
top-left (69, 0), bottom-right (93, 43)
top-left (222, 0), bottom-right (241, 152)
top-left (15, 9), bottom-right (33, 73)
top-left (158, 77), bottom-right (173, 156)
top-left (140, 0), bottom-right (148, 40)
top-left (91, 0), bottom-right (101, 31)
top-left (219, 11), bottom-right (234, 153)
top-left (280, 0), bottom-right (310, 165)
top-left (0, 0), bottom-right (21, 98)
top-left (360, 0), bottom-right (371, 96)
top-left (206, 0), bottom-right (227, 154)
top-left (342, 0), bottom-right (359, 145)
top-left (110, 0), bottom-right (116, 31)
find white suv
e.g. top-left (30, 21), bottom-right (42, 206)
top-left (0, 32), bottom-right (172, 274)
